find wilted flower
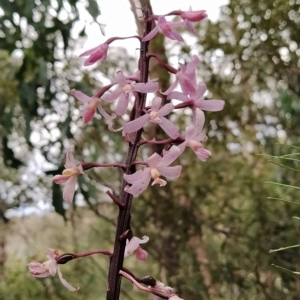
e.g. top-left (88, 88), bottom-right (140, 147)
top-left (53, 147), bottom-right (85, 203)
top-left (124, 146), bottom-right (182, 196)
top-left (28, 249), bottom-right (78, 292)
top-left (123, 97), bottom-right (179, 139)
top-left (124, 236), bottom-right (149, 261)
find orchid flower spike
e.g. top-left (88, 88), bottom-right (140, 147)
top-left (161, 55), bottom-right (200, 96)
top-left (28, 249), bottom-right (79, 292)
top-left (102, 70), bottom-right (159, 116)
top-left (124, 146), bottom-right (182, 196)
top-left (71, 89), bottom-right (115, 123)
top-left (123, 97), bottom-right (179, 139)
top-left (178, 110), bottom-right (211, 161)
top-left (124, 236), bottom-right (149, 261)
top-left (79, 43), bottom-right (109, 66)
top-left (53, 147), bottom-right (85, 203)
top-left (168, 82), bottom-right (225, 112)
top-left (142, 16), bottom-right (186, 42)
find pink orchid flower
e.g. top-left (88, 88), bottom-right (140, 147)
top-left (53, 148), bottom-right (85, 203)
top-left (178, 110), bottom-right (211, 161)
top-left (142, 16), bottom-right (186, 42)
top-left (79, 43), bottom-right (109, 66)
top-left (168, 82), bottom-right (225, 112)
top-left (28, 249), bottom-right (78, 292)
top-left (102, 70), bottom-right (159, 116)
top-left (124, 146), bottom-right (182, 196)
top-left (180, 10), bottom-right (207, 35)
top-left (122, 97), bottom-right (179, 139)
top-left (71, 89), bottom-right (115, 123)
top-left (124, 236), bottom-right (149, 261)
top-left (161, 55), bottom-right (200, 96)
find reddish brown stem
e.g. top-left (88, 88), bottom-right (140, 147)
top-left (82, 162), bottom-right (126, 171)
top-left (106, 6), bottom-right (153, 300)
top-left (106, 190), bottom-right (124, 207)
top-left (147, 53), bottom-right (177, 74)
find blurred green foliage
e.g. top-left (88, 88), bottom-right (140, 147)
top-left (0, 0), bottom-right (300, 299)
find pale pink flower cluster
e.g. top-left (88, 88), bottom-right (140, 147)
top-left (122, 53), bottom-right (224, 196)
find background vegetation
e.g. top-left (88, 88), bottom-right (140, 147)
top-left (0, 0), bottom-right (300, 299)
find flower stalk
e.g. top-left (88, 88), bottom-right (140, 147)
top-left (105, 6), bottom-right (153, 300)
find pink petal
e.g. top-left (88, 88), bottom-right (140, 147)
top-left (157, 145), bottom-right (180, 167)
top-left (133, 81), bottom-right (159, 93)
top-left (177, 73), bottom-right (197, 94)
top-left (194, 83), bottom-right (207, 98)
top-left (79, 43), bottom-right (108, 57)
top-left (28, 262), bottom-right (50, 278)
top-left (136, 247), bottom-right (148, 261)
top-left (116, 70), bottom-right (127, 86)
top-left (193, 109), bottom-right (205, 134)
top-left (125, 236), bottom-right (149, 257)
top-left (77, 164), bottom-right (85, 175)
top-left (160, 79), bottom-right (178, 96)
top-left (124, 169), bottom-right (152, 196)
top-left (147, 153), bottom-right (162, 168)
top-left (185, 55), bottom-right (200, 74)
top-left (151, 177), bottom-right (167, 187)
top-left (165, 29), bottom-right (184, 42)
top-left (102, 87), bottom-right (123, 102)
top-left (157, 165), bottom-right (182, 179)
top-left (124, 169), bottom-right (147, 184)
top-left (83, 51), bottom-right (107, 66)
top-left (195, 100), bottom-right (225, 111)
top-left (185, 125), bottom-right (197, 141)
top-left (53, 175), bottom-right (70, 184)
top-left (115, 92), bottom-right (129, 116)
top-left (82, 44), bottom-right (109, 66)
top-left (83, 104), bottom-right (96, 123)
top-left (177, 141), bottom-right (187, 155)
top-left (123, 114), bottom-right (150, 134)
top-left (167, 91), bottom-right (188, 102)
top-left (97, 104), bottom-right (115, 120)
top-left (71, 89), bottom-right (91, 103)
top-left (158, 16), bottom-right (184, 41)
top-left (151, 97), bottom-right (162, 111)
top-left (142, 26), bottom-right (159, 42)
top-left (181, 10), bottom-right (207, 22)
top-left (185, 21), bottom-right (197, 35)
top-left (158, 103), bottom-right (174, 116)
top-left (57, 267), bottom-right (79, 292)
top-left (194, 132), bottom-right (207, 142)
top-left (63, 175), bottom-right (77, 203)
top-left (193, 147), bottom-right (211, 162)
top-left (65, 148), bottom-right (76, 168)
top-left (159, 117), bottom-right (179, 139)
